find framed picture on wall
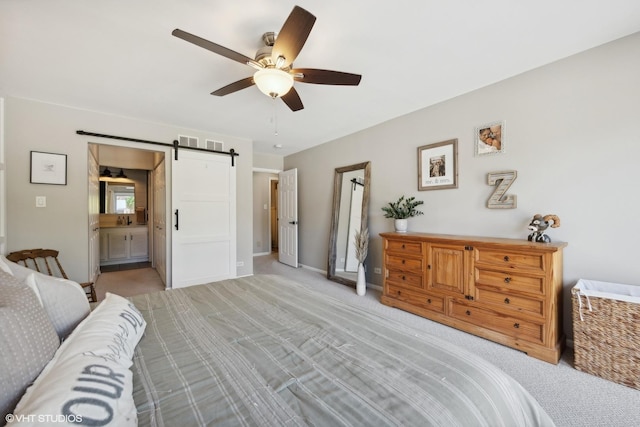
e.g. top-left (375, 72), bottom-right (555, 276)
top-left (418, 139), bottom-right (458, 191)
top-left (30, 151), bottom-right (67, 185)
top-left (475, 120), bottom-right (505, 156)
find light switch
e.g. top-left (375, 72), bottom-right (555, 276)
top-left (35, 196), bottom-right (46, 207)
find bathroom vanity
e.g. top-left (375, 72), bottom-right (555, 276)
top-left (100, 225), bottom-right (149, 265)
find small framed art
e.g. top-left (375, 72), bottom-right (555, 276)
top-left (30, 151), bottom-right (67, 185)
top-left (418, 139), bottom-right (458, 191)
top-left (475, 120), bottom-right (505, 156)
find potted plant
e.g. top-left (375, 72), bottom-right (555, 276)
top-left (381, 196), bottom-right (424, 232)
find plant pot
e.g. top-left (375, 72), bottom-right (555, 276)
top-left (394, 219), bottom-right (408, 233)
top-left (356, 263), bottom-right (366, 296)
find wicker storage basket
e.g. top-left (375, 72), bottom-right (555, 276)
top-left (572, 279), bottom-right (640, 390)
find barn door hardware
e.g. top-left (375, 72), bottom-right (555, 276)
top-left (76, 130), bottom-right (240, 166)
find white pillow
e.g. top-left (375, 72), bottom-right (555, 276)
top-left (0, 256), bottom-right (90, 340)
top-left (1, 256), bottom-right (34, 281)
top-left (12, 293), bottom-right (146, 427)
top-left (0, 255), bottom-right (12, 274)
top-left (26, 273), bottom-right (91, 340)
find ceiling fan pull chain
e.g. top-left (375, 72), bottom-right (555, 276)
top-left (273, 98), bottom-right (279, 136)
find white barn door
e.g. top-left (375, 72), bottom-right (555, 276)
top-left (172, 150), bottom-right (236, 288)
top-left (278, 168), bottom-right (298, 267)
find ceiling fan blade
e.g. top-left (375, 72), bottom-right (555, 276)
top-left (271, 6), bottom-right (316, 68)
top-left (211, 77), bottom-right (255, 96)
top-left (281, 87), bottom-right (304, 111)
top-left (291, 68), bottom-right (362, 86)
top-left (172, 29), bottom-right (261, 68)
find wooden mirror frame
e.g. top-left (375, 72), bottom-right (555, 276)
top-left (327, 161), bottom-right (371, 287)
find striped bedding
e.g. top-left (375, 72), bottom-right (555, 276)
top-left (129, 275), bottom-right (554, 426)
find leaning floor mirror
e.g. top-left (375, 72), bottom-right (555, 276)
top-left (327, 161), bottom-right (371, 287)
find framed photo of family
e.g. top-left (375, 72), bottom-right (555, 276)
top-left (418, 139), bottom-right (458, 191)
top-left (475, 120), bottom-right (505, 156)
top-left (30, 151), bottom-right (67, 185)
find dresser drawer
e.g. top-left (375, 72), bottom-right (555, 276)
top-left (475, 249), bottom-right (545, 272)
top-left (385, 253), bottom-right (424, 271)
top-left (475, 287), bottom-right (544, 318)
top-left (386, 284), bottom-right (444, 313)
top-left (450, 301), bottom-right (544, 344)
top-left (386, 269), bottom-right (424, 290)
top-left (475, 269), bottom-right (545, 295)
top-left (386, 239), bottom-right (423, 256)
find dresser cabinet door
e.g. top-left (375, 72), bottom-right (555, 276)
top-left (427, 243), bottom-right (468, 297)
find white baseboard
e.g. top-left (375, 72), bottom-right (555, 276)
top-left (300, 263), bottom-right (326, 274)
top-left (253, 251), bottom-right (272, 257)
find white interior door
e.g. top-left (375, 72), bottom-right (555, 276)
top-left (278, 168), bottom-right (298, 267)
top-left (87, 145), bottom-right (100, 282)
top-left (153, 158), bottom-right (167, 285)
top-left (172, 150), bottom-right (236, 288)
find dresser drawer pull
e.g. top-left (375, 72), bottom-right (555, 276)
top-left (503, 255), bottom-right (510, 262)
top-left (396, 290), bottom-right (402, 296)
top-left (402, 275), bottom-right (406, 280)
top-left (504, 297), bottom-right (510, 304)
top-left (401, 259), bottom-right (406, 264)
top-left (466, 310), bottom-right (471, 316)
top-left (504, 277), bottom-right (511, 283)
top-left (427, 298), bottom-right (432, 304)
top-left (402, 244), bottom-right (406, 249)
top-left (513, 323), bottom-right (520, 329)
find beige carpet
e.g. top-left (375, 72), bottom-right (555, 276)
top-left (95, 266), bottom-right (165, 301)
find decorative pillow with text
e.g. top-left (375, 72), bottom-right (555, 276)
top-left (11, 293), bottom-right (146, 426)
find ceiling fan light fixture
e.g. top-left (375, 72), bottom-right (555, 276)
top-left (253, 68), bottom-right (294, 98)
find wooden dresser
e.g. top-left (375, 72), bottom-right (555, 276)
top-left (380, 232), bottom-right (567, 364)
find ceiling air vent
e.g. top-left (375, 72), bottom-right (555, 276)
top-left (178, 135), bottom-right (198, 148)
top-left (206, 139), bottom-right (224, 151)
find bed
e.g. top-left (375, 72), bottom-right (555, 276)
top-left (129, 275), bottom-right (553, 426)
top-left (1, 258), bottom-right (554, 426)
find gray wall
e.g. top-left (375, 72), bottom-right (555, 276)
top-left (253, 152), bottom-right (284, 171)
top-left (4, 97), bottom-right (254, 281)
top-left (285, 32), bottom-right (640, 336)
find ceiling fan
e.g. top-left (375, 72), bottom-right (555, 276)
top-left (172, 5), bottom-right (361, 112)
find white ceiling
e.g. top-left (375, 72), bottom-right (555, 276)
top-left (2, 1), bottom-right (639, 156)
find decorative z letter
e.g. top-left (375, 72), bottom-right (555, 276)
top-left (487, 170), bottom-right (517, 209)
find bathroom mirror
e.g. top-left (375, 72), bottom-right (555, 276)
top-left (99, 180), bottom-right (136, 214)
top-left (327, 161), bottom-right (371, 286)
